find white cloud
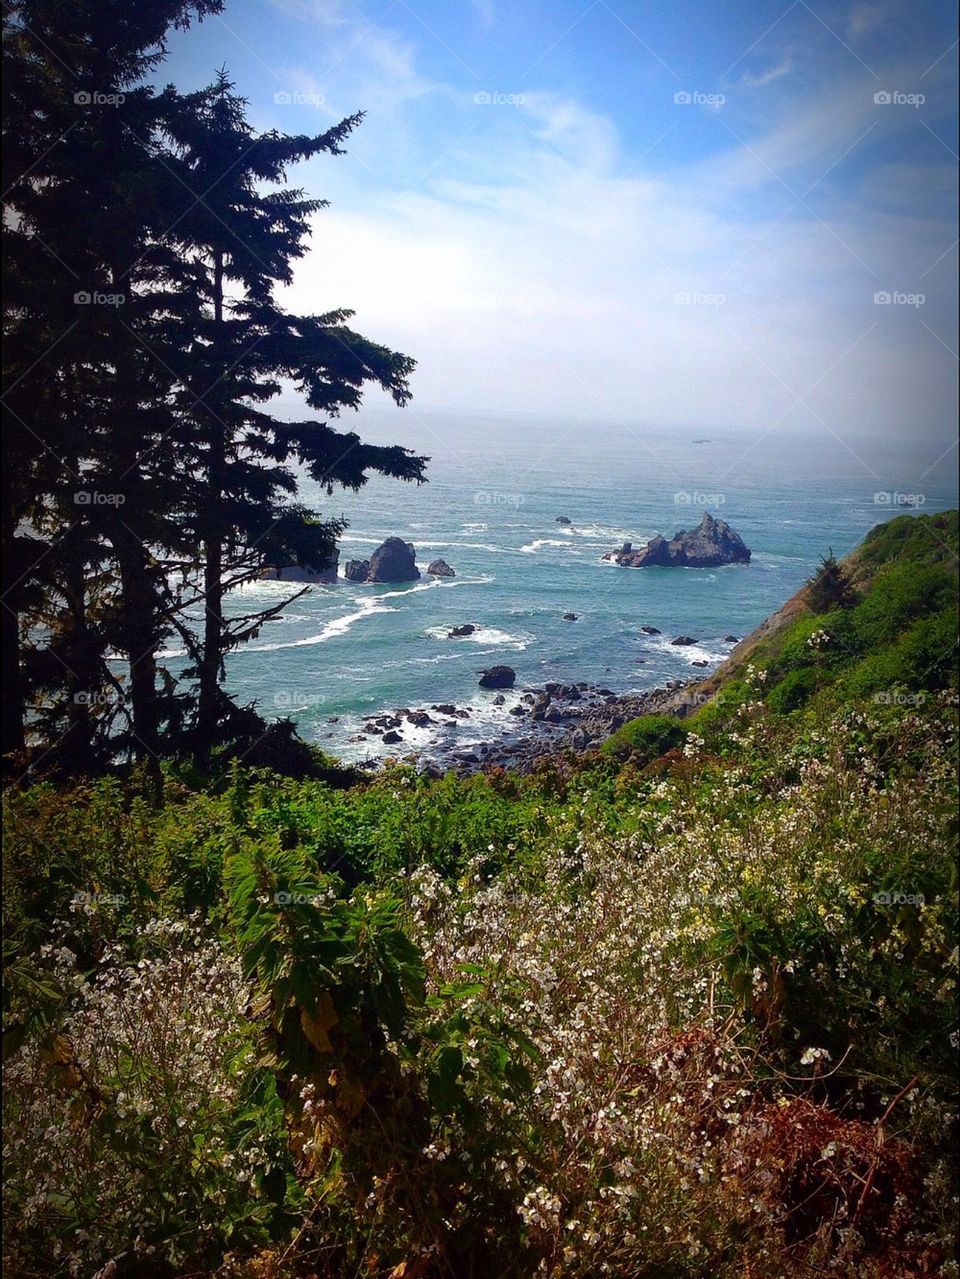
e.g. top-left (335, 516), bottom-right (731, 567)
top-left (272, 7), bottom-right (956, 438)
top-left (737, 55), bottom-right (794, 89)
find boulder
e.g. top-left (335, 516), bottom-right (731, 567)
top-left (382, 729), bottom-right (402, 744)
top-left (367, 538), bottom-right (420, 583)
top-left (493, 694), bottom-right (506, 706)
top-left (691, 660), bottom-right (709, 667)
top-left (563, 612), bottom-right (578, 621)
top-left (724, 634), bottom-right (740, 643)
top-left (555, 515), bottom-right (572, 525)
top-left (427, 558), bottom-right (455, 577)
top-left (640, 625), bottom-right (661, 635)
top-left (478, 665), bottom-right (516, 690)
top-left (449, 624), bottom-right (477, 638)
top-left (605, 513), bottom-right (751, 568)
top-left (671, 635), bottom-right (697, 646)
top-left (344, 559), bottom-right (370, 582)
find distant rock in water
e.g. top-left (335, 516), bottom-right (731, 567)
top-left (563, 612), bottom-right (578, 621)
top-left (344, 559), bottom-right (370, 582)
top-left (671, 635), bottom-right (697, 646)
top-left (478, 665), bottom-right (516, 690)
top-left (366, 538), bottom-right (420, 583)
top-left (640, 625), bottom-right (661, 635)
top-left (264, 553), bottom-right (338, 584)
top-left (724, 634), bottom-right (740, 643)
top-left (555, 515), bottom-right (572, 525)
top-left (427, 558), bottom-right (455, 577)
top-left (449, 624), bottom-right (477, 638)
top-left (603, 513), bottom-right (751, 568)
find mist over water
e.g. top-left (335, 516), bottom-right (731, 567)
top-left (217, 413), bottom-right (958, 762)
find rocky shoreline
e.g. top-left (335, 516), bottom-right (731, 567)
top-left (346, 674), bottom-right (710, 776)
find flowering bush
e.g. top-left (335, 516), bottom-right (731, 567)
top-left (3, 921), bottom-right (293, 1276)
top-left (3, 687), bottom-right (957, 1276)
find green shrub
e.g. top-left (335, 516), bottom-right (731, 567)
top-left (600, 712), bottom-right (687, 762)
top-left (766, 665), bottom-right (821, 713)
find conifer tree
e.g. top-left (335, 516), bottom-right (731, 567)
top-left (160, 73), bottom-right (424, 763)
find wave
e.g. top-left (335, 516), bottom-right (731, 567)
top-left (643, 635), bottom-right (728, 665)
top-left (423, 623), bottom-right (534, 650)
top-left (233, 576), bottom-right (494, 655)
top-left (519, 538), bottom-right (581, 554)
top-left (242, 596), bottom-right (398, 652)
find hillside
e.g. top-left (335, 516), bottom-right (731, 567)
top-left (3, 512), bottom-right (958, 1279)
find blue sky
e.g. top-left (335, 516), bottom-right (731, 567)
top-left (164, 0), bottom-right (958, 439)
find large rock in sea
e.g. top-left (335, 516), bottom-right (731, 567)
top-left (604, 513), bottom-right (750, 568)
top-left (344, 559), bottom-right (370, 582)
top-left (368, 538), bottom-right (420, 583)
top-left (264, 553), bottom-right (338, 584)
top-left (427, 558), bottom-right (455, 577)
top-left (478, 665), bottom-right (516, 690)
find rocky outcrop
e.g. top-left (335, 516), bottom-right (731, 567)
top-left (368, 538), bottom-right (420, 583)
top-left (555, 515), bottom-right (572, 525)
top-left (478, 665), bottom-right (516, 690)
top-left (563, 612), bottom-right (578, 621)
top-left (640, 625), bottom-right (661, 635)
top-left (449, 624), bottom-right (477, 637)
top-left (344, 559), bottom-right (370, 582)
top-left (427, 558), bottom-right (455, 577)
top-left (604, 513), bottom-right (751, 568)
top-left (671, 635), bottom-right (697, 646)
top-left (264, 553), bottom-right (338, 584)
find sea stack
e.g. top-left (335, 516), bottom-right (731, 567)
top-left (347, 538), bottom-right (420, 583)
top-left (427, 558), bottom-right (456, 577)
top-left (604, 513), bottom-right (751, 568)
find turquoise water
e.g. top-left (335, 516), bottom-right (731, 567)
top-left (206, 413), bottom-right (957, 763)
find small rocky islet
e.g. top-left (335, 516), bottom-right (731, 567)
top-left (604, 511), bottom-right (751, 568)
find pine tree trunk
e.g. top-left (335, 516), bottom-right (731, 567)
top-left (60, 543), bottom-right (95, 773)
top-left (108, 268), bottom-right (161, 788)
top-left (196, 250), bottom-right (226, 767)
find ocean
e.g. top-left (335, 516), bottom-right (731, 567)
top-left (198, 411), bottom-right (957, 764)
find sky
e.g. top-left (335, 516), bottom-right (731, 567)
top-left (163, 0), bottom-right (959, 441)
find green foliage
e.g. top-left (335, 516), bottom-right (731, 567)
top-left (766, 665), bottom-right (820, 714)
top-left (600, 712), bottom-right (687, 761)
